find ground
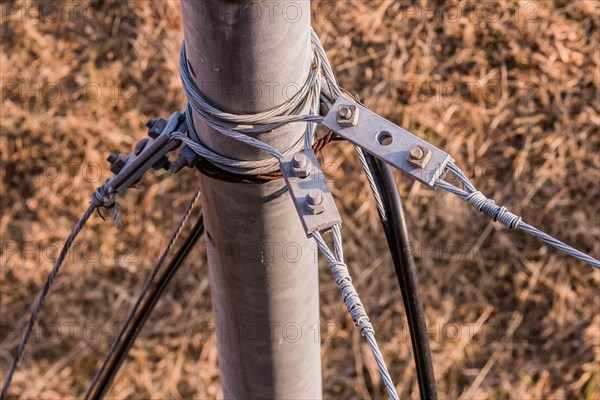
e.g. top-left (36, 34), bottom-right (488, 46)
top-left (1, 1), bottom-right (599, 399)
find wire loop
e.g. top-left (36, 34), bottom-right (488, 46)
top-left (178, 28), bottom-right (339, 175)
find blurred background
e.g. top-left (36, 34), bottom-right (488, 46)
top-left (1, 0), bottom-right (599, 398)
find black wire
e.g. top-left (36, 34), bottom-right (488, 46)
top-left (363, 153), bottom-right (438, 400)
top-left (85, 189), bottom-right (201, 398)
top-left (85, 213), bottom-right (205, 400)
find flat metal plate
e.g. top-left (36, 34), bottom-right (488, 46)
top-left (323, 97), bottom-right (452, 188)
top-left (280, 150), bottom-right (342, 237)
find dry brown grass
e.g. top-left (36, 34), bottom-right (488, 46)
top-left (1, 0), bottom-right (599, 399)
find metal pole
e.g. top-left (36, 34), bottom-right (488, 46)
top-left (180, 1), bottom-right (322, 398)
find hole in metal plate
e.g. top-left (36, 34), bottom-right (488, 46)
top-left (376, 131), bottom-right (393, 146)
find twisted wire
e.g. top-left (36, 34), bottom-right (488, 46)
top-left (355, 146), bottom-right (387, 223)
top-left (313, 226), bottom-right (400, 400)
top-left (1, 183), bottom-right (117, 400)
top-left (311, 29), bottom-right (343, 100)
top-left (436, 162), bottom-right (600, 268)
top-left (179, 28), bottom-right (337, 175)
top-left (314, 61), bottom-right (400, 398)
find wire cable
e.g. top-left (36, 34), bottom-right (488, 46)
top-left (313, 225), bottom-right (400, 400)
top-left (84, 188), bottom-right (202, 399)
top-left (436, 162), bottom-right (600, 268)
top-left (178, 28), bottom-right (343, 176)
top-left (85, 210), bottom-right (205, 399)
top-left (178, 30), bottom-right (326, 175)
top-left (349, 88), bottom-right (437, 399)
top-left (0, 183), bottom-right (117, 400)
top-left (370, 156), bottom-right (438, 400)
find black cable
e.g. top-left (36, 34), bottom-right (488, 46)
top-left (85, 189), bottom-right (201, 398)
top-left (85, 213), bottom-right (205, 400)
top-left (363, 153), bottom-right (438, 400)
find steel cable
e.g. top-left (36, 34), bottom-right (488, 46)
top-left (178, 28), bottom-right (341, 175)
top-left (314, 226), bottom-right (400, 400)
top-left (436, 162), bottom-right (600, 268)
top-left (0, 183), bottom-right (117, 400)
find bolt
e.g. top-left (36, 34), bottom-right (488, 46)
top-left (107, 153), bottom-right (118, 164)
top-left (145, 118), bottom-right (157, 129)
top-left (169, 157), bottom-right (187, 174)
top-left (305, 190), bottom-right (326, 215)
top-left (134, 138), bottom-right (149, 156)
top-left (307, 190), bottom-right (323, 206)
top-left (338, 105), bottom-right (353, 120)
top-left (291, 153), bottom-right (312, 178)
top-left (108, 153), bottom-right (128, 175)
top-left (293, 153), bottom-right (308, 168)
top-left (407, 144), bottom-right (432, 169)
top-left (152, 156), bottom-right (171, 171)
top-left (147, 118), bottom-right (167, 139)
top-left (336, 104), bottom-right (360, 127)
top-left (409, 146), bottom-right (425, 160)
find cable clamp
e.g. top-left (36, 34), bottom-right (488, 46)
top-left (105, 111), bottom-right (192, 193)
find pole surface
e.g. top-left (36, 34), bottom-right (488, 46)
top-left (180, 1), bottom-right (322, 398)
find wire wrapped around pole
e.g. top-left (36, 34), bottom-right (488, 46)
top-left (178, 28), bottom-right (338, 176)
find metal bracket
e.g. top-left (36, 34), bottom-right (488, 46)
top-left (280, 149), bottom-right (342, 237)
top-left (322, 97), bottom-right (452, 188)
top-left (107, 111), bottom-right (187, 193)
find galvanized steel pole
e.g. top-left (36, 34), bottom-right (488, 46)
top-left (180, 1), bottom-right (322, 398)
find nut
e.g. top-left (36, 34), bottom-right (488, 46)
top-left (305, 189), bottom-right (326, 215)
top-left (147, 118), bottom-right (167, 139)
top-left (108, 153), bottom-right (128, 174)
top-left (291, 153), bottom-right (312, 178)
top-left (407, 144), bottom-right (432, 169)
top-left (336, 104), bottom-right (360, 127)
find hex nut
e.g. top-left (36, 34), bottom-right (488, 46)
top-left (147, 118), bottom-right (167, 139)
top-left (407, 144), bottom-right (432, 169)
top-left (109, 153), bottom-right (128, 174)
top-left (291, 153), bottom-right (312, 178)
top-left (305, 189), bottom-right (326, 215)
top-left (336, 104), bottom-right (360, 127)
